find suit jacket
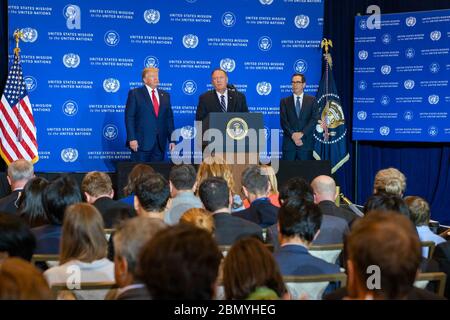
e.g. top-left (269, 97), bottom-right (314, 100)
top-left (280, 94), bottom-right (319, 152)
top-left (93, 197), bottom-right (136, 229)
top-left (164, 191), bottom-right (203, 225)
top-left (31, 224), bottom-right (62, 254)
top-left (0, 189), bottom-right (21, 215)
top-left (433, 240), bottom-right (450, 298)
top-left (232, 198), bottom-right (278, 228)
top-left (125, 86), bottom-right (175, 151)
top-left (274, 244), bottom-right (340, 276)
top-left (195, 89), bottom-right (249, 122)
top-left (213, 212), bottom-right (263, 246)
top-left (115, 284), bottom-right (151, 300)
top-left (318, 200), bottom-right (359, 225)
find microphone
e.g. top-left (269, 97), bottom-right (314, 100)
top-left (339, 193), bottom-right (364, 217)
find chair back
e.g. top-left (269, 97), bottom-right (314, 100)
top-left (309, 244), bottom-right (344, 264)
top-left (283, 273), bottom-right (347, 300)
top-left (414, 272), bottom-right (447, 297)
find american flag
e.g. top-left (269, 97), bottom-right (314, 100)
top-left (0, 52), bottom-right (38, 165)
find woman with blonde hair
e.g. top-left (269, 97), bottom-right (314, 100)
top-left (180, 208), bottom-right (215, 234)
top-left (44, 203), bottom-right (114, 299)
top-left (373, 167), bottom-right (406, 197)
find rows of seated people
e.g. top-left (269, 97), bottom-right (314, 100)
top-left (0, 158), bottom-right (448, 300)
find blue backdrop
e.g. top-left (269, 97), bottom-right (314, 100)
top-left (7, 0), bottom-right (324, 172)
top-left (353, 9), bottom-right (450, 142)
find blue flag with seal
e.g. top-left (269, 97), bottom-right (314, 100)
top-left (313, 39), bottom-right (349, 173)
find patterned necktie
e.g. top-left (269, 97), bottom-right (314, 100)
top-left (295, 96), bottom-right (301, 118)
top-left (152, 89), bottom-right (159, 117)
top-left (220, 94), bottom-right (227, 112)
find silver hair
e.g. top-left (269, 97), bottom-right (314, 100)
top-left (7, 159), bottom-right (34, 182)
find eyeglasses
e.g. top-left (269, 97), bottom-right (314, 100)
top-left (291, 81), bottom-right (304, 84)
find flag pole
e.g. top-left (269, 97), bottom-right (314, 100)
top-left (13, 29), bottom-right (23, 142)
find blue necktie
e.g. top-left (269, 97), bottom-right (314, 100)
top-left (295, 96), bottom-right (301, 118)
top-left (220, 95), bottom-right (227, 112)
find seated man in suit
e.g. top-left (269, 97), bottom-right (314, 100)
top-left (433, 240), bottom-right (450, 298)
top-left (232, 165), bottom-right (278, 228)
top-left (280, 73), bottom-right (320, 160)
top-left (82, 171), bottom-right (135, 229)
top-left (195, 68), bottom-right (248, 123)
top-left (125, 67), bottom-right (175, 162)
top-left (198, 177), bottom-right (263, 245)
top-left (311, 175), bottom-right (359, 225)
top-left (113, 217), bottom-right (167, 300)
top-left (0, 159), bottom-right (34, 215)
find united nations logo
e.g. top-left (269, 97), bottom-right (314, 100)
top-left (359, 20), bottom-right (367, 30)
top-left (103, 78), bottom-right (120, 93)
top-left (20, 28), bottom-right (38, 43)
top-left (357, 80), bottom-right (367, 91)
top-left (405, 48), bottom-right (415, 59)
top-left (404, 80), bottom-right (415, 90)
top-left (144, 56), bottom-right (159, 68)
top-left (404, 111), bottom-right (414, 121)
top-left (357, 111), bottom-right (367, 120)
top-left (226, 118), bottom-right (248, 140)
top-left (294, 15), bottom-right (310, 29)
top-left (23, 76), bottom-right (37, 92)
top-left (430, 31), bottom-right (441, 41)
top-left (259, 0), bottom-right (274, 5)
top-left (222, 12), bottom-right (236, 27)
top-left (358, 50), bottom-right (368, 60)
top-left (62, 100), bottom-right (78, 116)
top-left (182, 34), bottom-right (199, 49)
top-left (181, 125), bottom-right (197, 139)
top-left (293, 59), bottom-right (308, 73)
top-left (258, 36), bottom-right (272, 51)
top-left (381, 65), bottom-right (391, 75)
top-left (428, 95), bottom-right (439, 105)
top-left (63, 4), bottom-right (81, 30)
top-left (428, 126), bottom-right (438, 137)
top-left (380, 95), bottom-right (390, 106)
top-left (381, 33), bottom-right (391, 44)
top-left (61, 148), bottom-right (79, 162)
top-left (144, 9), bottom-right (160, 24)
top-left (429, 62), bottom-right (440, 74)
top-left (220, 58), bottom-right (236, 72)
top-left (63, 53), bottom-right (80, 68)
top-left (256, 82), bottom-right (272, 96)
top-left (104, 31), bottom-right (120, 46)
top-left (379, 126), bottom-right (390, 136)
top-left (182, 80), bottom-right (197, 95)
top-left (405, 16), bottom-right (416, 27)
top-left (103, 124), bottom-right (118, 140)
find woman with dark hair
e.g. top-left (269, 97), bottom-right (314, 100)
top-left (17, 177), bottom-right (49, 228)
top-left (223, 237), bottom-right (287, 300)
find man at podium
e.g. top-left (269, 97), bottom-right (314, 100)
top-left (195, 68), bottom-right (248, 122)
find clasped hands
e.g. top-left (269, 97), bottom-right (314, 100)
top-left (291, 132), bottom-right (304, 146)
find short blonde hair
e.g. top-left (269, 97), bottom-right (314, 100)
top-left (373, 168), bottom-right (406, 196)
top-left (259, 164), bottom-right (278, 194)
top-left (196, 156), bottom-right (235, 193)
top-left (142, 67), bottom-right (159, 80)
top-left (180, 208), bottom-right (214, 234)
top-left (81, 171), bottom-right (112, 197)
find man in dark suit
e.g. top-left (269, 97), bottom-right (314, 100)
top-left (232, 165), bottom-right (278, 228)
top-left (81, 171), bottom-right (135, 228)
top-left (0, 159), bottom-right (34, 215)
top-left (195, 68), bottom-right (248, 122)
top-left (433, 240), bottom-right (450, 298)
top-left (199, 177), bottom-right (263, 246)
top-left (125, 67), bottom-right (175, 162)
top-left (280, 73), bottom-right (320, 160)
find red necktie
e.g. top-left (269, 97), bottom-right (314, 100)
top-left (152, 89), bottom-right (159, 117)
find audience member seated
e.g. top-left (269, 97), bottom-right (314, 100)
top-left (223, 237), bottom-right (287, 300)
top-left (311, 175), bottom-right (358, 225)
top-left (405, 196), bottom-right (445, 257)
top-left (268, 177), bottom-right (348, 249)
top-left (363, 193), bottom-right (410, 217)
top-left (164, 164), bottom-right (203, 225)
top-left (0, 159), bottom-right (34, 215)
top-left (113, 217), bottom-right (167, 300)
top-left (134, 173), bottom-right (170, 220)
top-left (0, 213), bottom-right (36, 261)
top-left (196, 156), bottom-right (244, 212)
top-left (243, 164), bottom-right (280, 208)
top-left (31, 175), bottom-right (82, 254)
top-left (0, 257), bottom-right (53, 300)
top-left (233, 165), bottom-right (278, 228)
top-left (198, 177), bottom-right (263, 245)
top-left (16, 177), bottom-right (49, 228)
top-left (433, 240), bottom-right (450, 298)
top-left (373, 167), bottom-right (406, 197)
top-left (120, 164), bottom-right (155, 206)
top-left (138, 224), bottom-right (222, 299)
top-left (180, 208), bottom-right (215, 234)
top-left (82, 171), bottom-right (135, 228)
top-left (274, 199), bottom-right (340, 278)
top-left (44, 203), bottom-right (114, 300)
